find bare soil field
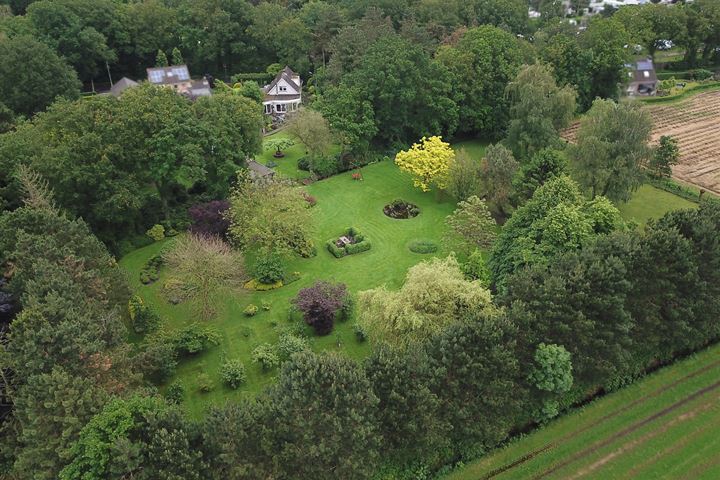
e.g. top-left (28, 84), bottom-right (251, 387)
top-left (562, 90), bottom-right (720, 195)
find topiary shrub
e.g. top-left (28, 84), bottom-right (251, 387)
top-left (345, 240), bottom-right (371, 255)
top-left (252, 343), bottom-right (279, 371)
top-left (244, 304), bottom-right (259, 317)
top-left (146, 224), bottom-right (166, 241)
top-left (220, 359), bottom-right (247, 389)
top-left (327, 227), bottom-right (371, 258)
top-left (326, 240), bottom-right (347, 258)
top-left (408, 239), bottom-right (438, 254)
top-left (252, 251), bottom-right (285, 284)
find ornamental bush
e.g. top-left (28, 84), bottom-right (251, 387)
top-left (171, 323), bottom-right (221, 356)
top-left (188, 200), bottom-right (231, 238)
top-left (244, 304), bottom-right (259, 316)
top-left (252, 252), bottom-right (285, 284)
top-left (146, 224), bottom-right (165, 241)
top-left (252, 343), bottom-right (280, 371)
top-left (165, 382), bottom-right (185, 404)
top-left (128, 295), bottom-right (160, 334)
top-left (197, 373), bottom-right (215, 393)
top-left (277, 333), bottom-right (310, 362)
top-left (292, 281), bottom-right (348, 336)
top-left (220, 359), bottom-right (247, 389)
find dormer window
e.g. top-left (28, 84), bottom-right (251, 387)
top-left (279, 86), bottom-right (287, 92)
top-left (643, 71), bottom-right (650, 78)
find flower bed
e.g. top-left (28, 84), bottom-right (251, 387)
top-left (326, 227), bottom-right (372, 258)
top-left (383, 199), bottom-right (420, 219)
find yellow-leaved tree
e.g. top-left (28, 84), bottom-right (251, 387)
top-left (395, 136), bottom-right (454, 192)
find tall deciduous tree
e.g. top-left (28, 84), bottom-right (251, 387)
top-left (447, 148), bottom-right (483, 201)
top-left (513, 148), bottom-right (568, 203)
top-left (505, 63), bottom-right (576, 160)
top-left (570, 98), bottom-right (652, 201)
top-left (227, 174), bottom-right (314, 256)
top-left (579, 18), bottom-right (630, 101)
top-left (0, 35), bottom-right (80, 116)
top-left (436, 25), bottom-right (530, 137)
top-left (395, 136), bottom-right (455, 192)
top-left (482, 144), bottom-right (519, 212)
top-left (444, 195), bottom-right (497, 256)
top-left (285, 108), bottom-right (334, 161)
top-left (650, 135), bottom-right (679, 179)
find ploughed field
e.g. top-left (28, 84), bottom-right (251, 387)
top-left (563, 90), bottom-right (720, 195)
top-left (444, 343), bottom-right (720, 480)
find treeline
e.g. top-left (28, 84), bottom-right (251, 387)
top-left (0, 84), bottom-right (263, 253)
top-left (2, 0), bottom-right (720, 134)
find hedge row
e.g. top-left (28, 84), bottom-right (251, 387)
top-left (326, 227), bottom-right (372, 258)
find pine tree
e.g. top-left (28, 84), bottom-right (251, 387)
top-left (155, 49), bottom-right (169, 67)
top-left (171, 47), bottom-right (184, 65)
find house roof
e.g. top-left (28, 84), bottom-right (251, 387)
top-left (189, 79), bottom-right (212, 99)
top-left (263, 93), bottom-right (301, 103)
top-left (247, 160), bottom-right (275, 178)
top-left (109, 77), bottom-right (139, 97)
top-left (263, 66), bottom-right (301, 94)
top-left (146, 65), bottom-right (191, 85)
top-left (630, 59), bottom-right (657, 85)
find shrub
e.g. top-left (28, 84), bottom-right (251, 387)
top-left (188, 200), bottom-right (231, 238)
top-left (252, 343), bottom-right (279, 371)
top-left (277, 333), bottom-right (310, 362)
top-left (462, 249), bottom-right (491, 287)
top-left (292, 281), bottom-right (348, 336)
top-left (172, 323), bottom-right (221, 356)
top-left (139, 253), bottom-right (164, 284)
top-left (197, 373), bottom-right (214, 393)
top-left (339, 294), bottom-right (354, 321)
top-left (165, 382), bottom-right (185, 404)
top-left (220, 359), bottom-right (247, 389)
top-left (128, 295), bottom-right (160, 334)
top-left (353, 323), bottom-right (367, 342)
top-left (302, 192), bottom-right (317, 207)
top-left (244, 304), bottom-right (259, 317)
top-left (146, 224), bottom-right (165, 241)
top-left (134, 339), bottom-right (178, 383)
top-left (408, 239), bottom-right (438, 254)
top-left (297, 156), bottom-right (311, 171)
top-left (261, 300), bottom-right (271, 311)
top-left (310, 155), bottom-right (339, 177)
top-left (345, 240), bottom-right (371, 255)
top-left (243, 279), bottom-right (283, 291)
top-left (253, 252), bottom-right (285, 284)
top-left (284, 271), bottom-right (301, 285)
top-left (326, 240), bottom-right (347, 258)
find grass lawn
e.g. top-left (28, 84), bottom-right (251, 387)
top-left (443, 343), bottom-right (720, 480)
top-left (616, 184), bottom-right (697, 226)
top-left (120, 160), bottom-right (458, 417)
top-left (256, 130), bottom-right (341, 180)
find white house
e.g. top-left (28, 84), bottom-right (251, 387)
top-left (262, 66), bottom-right (302, 115)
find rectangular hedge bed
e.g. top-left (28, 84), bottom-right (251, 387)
top-left (327, 227), bottom-right (372, 258)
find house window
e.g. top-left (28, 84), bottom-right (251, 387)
top-left (279, 86), bottom-right (287, 92)
top-left (643, 71), bottom-right (650, 78)
top-left (264, 104), bottom-right (271, 114)
top-left (277, 104), bottom-right (287, 113)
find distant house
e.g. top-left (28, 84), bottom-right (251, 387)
top-left (146, 64), bottom-right (211, 99)
top-left (109, 77), bottom-right (139, 97)
top-left (627, 58), bottom-right (658, 97)
top-left (262, 66), bottom-right (302, 116)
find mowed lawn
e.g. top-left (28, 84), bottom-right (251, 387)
top-left (444, 343), bottom-right (720, 480)
top-left (617, 184), bottom-right (698, 226)
top-left (120, 160), bottom-right (458, 417)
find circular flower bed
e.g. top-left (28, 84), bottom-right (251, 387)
top-left (383, 199), bottom-right (420, 219)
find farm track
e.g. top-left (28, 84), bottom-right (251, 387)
top-left (562, 90), bottom-right (720, 195)
top-left (476, 356), bottom-right (720, 480)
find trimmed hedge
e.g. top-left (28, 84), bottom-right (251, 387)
top-left (244, 279), bottom-right (283, 291)
top-left (326, 227), bottom-right (371, 258)
top-left (408, 239), bottom-right (438, 254)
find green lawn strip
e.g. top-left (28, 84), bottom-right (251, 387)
top-left (452, 138), bottom-right (489, 159)
top-left (443, 344), bottom-right (720, 480)
top-left (120, 160), bottom-right (458, 418)
top-left (616, 184), bottom-right (698, 226)
top-left (660, 419), bottom-right (720, 480)
top-left (605, 404), bottom-right (720, 480)
top-left (548, 387), bottom-right (720, 480)
top-left (494, 359), bottom-right (720, 480)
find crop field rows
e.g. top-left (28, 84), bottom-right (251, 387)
top-left (445, 345), bottom-right (720, 480)
top-left (563, 91), bottom-right (720, 195)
